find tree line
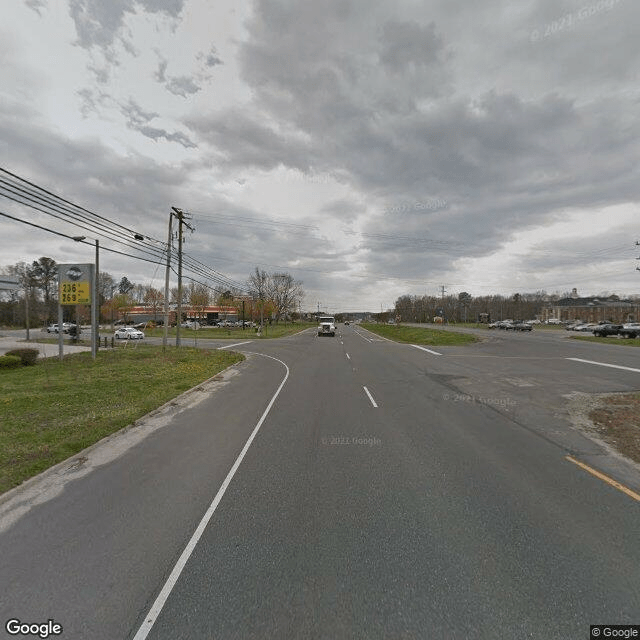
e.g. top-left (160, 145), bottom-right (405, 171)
top-left (0, 258), bottom-right (304, 327)
top-left (391, 290), bottom-right (640, 324)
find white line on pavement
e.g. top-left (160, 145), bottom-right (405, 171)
top-left (411, 344), bottom-right (442, 356)
top-left (363, 386), bottom-right (378, 408)
top-left (132, 352), bottom-right (289, 640)
top-left (346, 353), bottom-right (350, 360)
top-left (352, 328), bottom-right (373, 342)
top-left (217, 341), bottom-right (252, 349)
top-left (566, 357), bottom-right (640, 374)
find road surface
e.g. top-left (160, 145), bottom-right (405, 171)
top-left (1, 325), bottom-right (639, 639)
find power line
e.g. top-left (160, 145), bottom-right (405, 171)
top-left (0, 167), bottom-right (246, 293)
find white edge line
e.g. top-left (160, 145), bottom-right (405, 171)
top-left (566, 357), bottom-right (640, 374)
top-left (217, 341), bottom-right (252, 349)
top-left (346, 353), bottom-right (350, 360)
top-left (363, 385), bottom-right (378, 408)
top-left (352, 328), bottom-right (372, 343)
top-left (411, 344), bottom-right (442, 356)
top-left (360, 326), bottom-right (395, 343)
top-left (132, 352), bottom-right (289, 640)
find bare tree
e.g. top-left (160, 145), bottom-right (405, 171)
top-left (269, 273), bottom-right (303, 322)
top-left (143, 287), bottom-right (165, 323)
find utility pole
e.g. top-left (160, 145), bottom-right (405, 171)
top-left (92, 239), bottom-right (99, 359)
top-left (172, 207), bottom-right (194, 347)
top-left (440, 285), bottom-right (447, 323)
top-left (162, 211), bottom-right (173, 352)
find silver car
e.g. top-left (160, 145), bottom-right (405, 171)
top-left (114, 327), bottom-right (145, 340)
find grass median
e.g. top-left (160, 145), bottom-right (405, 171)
top-left (570, 335), bottom-right (640, 347)
top-left (360, 323), bottom-right (478, 346)
top-left (0, 345), bottom-right (244, 495)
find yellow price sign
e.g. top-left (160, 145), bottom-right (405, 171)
top-left (60, 281), bottom-right (91, 305)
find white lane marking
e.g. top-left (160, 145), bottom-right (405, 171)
top-left (360, 327), bottom-right (394, 343)
top-left (411, 344), bottom-right (442, 356)
top-left (133, 352), bottom-right (289, 640)
top-left (352, 328), bottom-right (373, 343)
top-left (363, 386), bottom-right (378, 408)
top-left (346, 353), bottom-right (350, 360)
top-left (566, 357), bottom-right (640, 374)
top-left (217, 341), bottom-right (252, 349)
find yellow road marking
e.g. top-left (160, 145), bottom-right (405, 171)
top-left (565, 456), bottom-right (640, 503)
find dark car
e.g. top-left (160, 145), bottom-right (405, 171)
top-left (619, 323), bottom-right (640, 338)
top-left (511, 322), bottom-right (532, 331)
top-left (592, 323), bottom-right (622, 337)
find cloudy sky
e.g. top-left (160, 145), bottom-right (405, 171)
top-left (2, 0), bottom-right (639, 312)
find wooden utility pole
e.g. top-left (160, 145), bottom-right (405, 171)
top-left (172, 207), bottom-right (194, 347)
top-left (162, 211), bottom-right (173, 352)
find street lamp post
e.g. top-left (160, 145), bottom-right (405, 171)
top-left (73, 236), bottom-right (98, 359)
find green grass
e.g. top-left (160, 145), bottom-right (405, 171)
top-left (360, 323), bottom-right (478, 346)
top-left (571, 335), bottom-right (640, 346)
top-left (0, 346), bottom-right (244, 494)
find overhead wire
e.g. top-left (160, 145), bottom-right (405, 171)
top-left (0, 167), bottom-right (247, 293)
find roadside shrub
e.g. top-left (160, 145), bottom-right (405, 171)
top-left (5, 348), bottom-right (39, 366)
top-left (0, 355), bottom-right (22, 369)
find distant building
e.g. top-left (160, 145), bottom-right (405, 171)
top-left (121, 305), bottom-right (239, 325)
top-left (541, 295), bottom-right (639, 324)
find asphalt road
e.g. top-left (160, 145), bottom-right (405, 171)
top-left (1, 325), bottom-right (639, 639)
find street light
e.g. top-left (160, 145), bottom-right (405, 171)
top-left (73, 236), bottom-right (99, 359)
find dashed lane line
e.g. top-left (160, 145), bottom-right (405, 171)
top-left (363, 386), bottom-right (378, 408)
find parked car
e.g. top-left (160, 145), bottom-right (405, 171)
top-left (46, 323), bottom-right (75, 334)
top-left (592, 323), bottom-right (622, 337)
top-left (511, 322), bottom-right (533, 331)
top-left (114, 327), bottom-right (144, 340)
top-left (619, 323), bottom-right (640, 339)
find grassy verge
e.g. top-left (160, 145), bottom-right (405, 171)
top-left (571, 336), bottom-right (640, 347)
top-left (589, 393), bottom-right (640, 464)
top-left (0, 346), bottom-right (244, 494)
top-left (360, 323), bottom-right (478, 346)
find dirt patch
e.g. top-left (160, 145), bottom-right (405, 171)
top-left (566, 391), bottom-right (640, 465)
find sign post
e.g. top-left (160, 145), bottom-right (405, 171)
top-left (58, 264), bottom-right (94, 361)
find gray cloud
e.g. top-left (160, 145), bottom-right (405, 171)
top-left (182, 0), bottom-right (640, 291)
top-left (165, 75), bottom-right (201, 97)
top-left (24, 0), bottom-right (47, 15)
top-left (68, 0), bottom-right (184, 51)
top-left (200, 45), bottom-right (223, 68)
top-left (120, 99), bottom-right (196, 148)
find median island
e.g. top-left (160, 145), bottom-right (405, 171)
top-left (1, 346), bottom-right (244, 494)
top-left (360, 323), bottom-right (478, 346)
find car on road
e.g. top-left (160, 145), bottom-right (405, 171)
top-left (46, 323), bottom-right (75, 333)
top-left (114, 327), bottom-right (144, 340)
top-left (592, 323), bottom-right (622, 337)
top-left (619, 323), bottom-right (640, 338)
top-left (317, 316), bottom-right (336, 337)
